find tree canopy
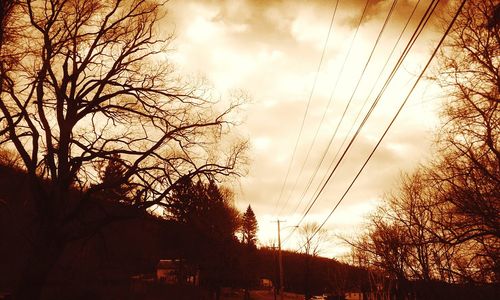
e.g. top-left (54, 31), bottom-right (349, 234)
top-left (167, 176), bottom-right (240, 241)
top-left (0, 1), bottom-right (247, 298)
top-left (94, 153), bottom-right (134, 203)
top-left (349, 0), bottom-right (499, 285)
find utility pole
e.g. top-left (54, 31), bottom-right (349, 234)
top-left (272, 243), bottom-right (277, 300)
top-left (275, 219), bottom-right (286, 300)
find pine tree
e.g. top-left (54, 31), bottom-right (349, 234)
top-left (241, 205), bottom-right (258, 246)
top-left (97, 153), bottom-right (132, 202)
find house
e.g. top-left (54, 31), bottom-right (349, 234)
top-left (260, 277), bottom-right (273, 288)
top-left (157, 259), bottom-right (178, 284)
top-left (156, 259), bottom-right (199, 286)
top-left (345, 291), bottom-right (363, 300)
top-left (344, 290), bottom-right (390, 300)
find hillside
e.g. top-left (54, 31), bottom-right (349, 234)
top-left (0, 164), bottom-right (372, 299)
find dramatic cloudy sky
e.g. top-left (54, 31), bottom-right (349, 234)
top-left (162, 0), bottom-right (453, 257)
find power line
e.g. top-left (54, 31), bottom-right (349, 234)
top-left (277, 0), bottom-right (353, 216)
top-left (289, 0), bottom-right (421, 221)
top-left (330, 0), bottom-right (421, 181)
top-left (282, 0), bottom-right (400, 218)
top-left (297, 0), bottom-right (439, 227)
top-left (282, 0), bottom-right (441, 244)
top-left (272, 0), bottom-right (340, 217)
top-left (292, 0), bottom-right (422, 220)
top-left (306, 0), bottom-right (467, 245)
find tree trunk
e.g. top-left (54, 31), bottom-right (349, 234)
top-left (304, 255), bottom-right (311, 300)
top-left (15, 231), bottom-right (64, 300)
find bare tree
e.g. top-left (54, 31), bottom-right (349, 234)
top-left (0, 0), bottom-right (20, 55)
top-left (0, 0), bottom-right (247, 298)
top-left (381, 171), bottom-right (448, 282)
top-left (434, 0), bottom-right (499, 240)
top-left (348, 165), bottom-right (497, 284)
top-left (0, 0), bottom-right (22, 106)
top-left (298, 222), bottom-right (330, 299)
top-left (349, 0), bottom-right (500, 286)
top-left (432, 0), bottom-right (499, 281)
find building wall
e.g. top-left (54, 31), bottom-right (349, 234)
top-left (157, 268), bottom-right (177, 284)
top-left (345, 292), bottom-right (363, 300)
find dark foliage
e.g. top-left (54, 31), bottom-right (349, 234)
top-left (2, 164), bottom-right (495, 299)
top-left (255, 248), bottom-right (372, 296)
top-left (241, 205), bottom-right (258, 246)
top-left (94, 154), bottom-right (134, 203)
top-left (0, 0), bottom-right (247, 297)
top-left (165, 175), bottom-right (242, 297)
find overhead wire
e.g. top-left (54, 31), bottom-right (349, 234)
top-left (296, 0), bottom-right (439, 228)
top-left (291, 0), bottom-right (420, 220)
top-left (282, 0), bottom-right (400, 218)
top-left (330, 0), bottom-right (421, 181)
top-left (272, 0), bottom-right (340, 218)
top-left (278, 0), bottom-right (367, 216)
top-left (305, 0), bottom-right (467, 244)
top-left (277, 0), bottom-right (358, 216)
top-left (282, 0), bottom-right (441, 244)
top-left (292, 0), bottom-right (421, 219)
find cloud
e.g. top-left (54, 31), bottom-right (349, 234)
top-left (164, 0), bottom-right (444, 257)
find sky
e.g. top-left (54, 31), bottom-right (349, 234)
top-left (162, 0), bottom-right (452, 257)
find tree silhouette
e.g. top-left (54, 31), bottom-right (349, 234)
top-left (432, 0), bottom-right (499, 281)
top-left (298, 222), bottom-right (329, 300)
top-left (349, 0), bottom-right (499, 286)
top-left (239, 204), bottom-right (258, 299)
top-left (95, 153), bottom-right (134, 203)
top-left (241, 204), bottom-right (258, 246)
top-left (0, 1), bottom-right (247, 298)
top-left (435, 0), bottom-right (499, 231)
top-left (0, 0), bottom-right (21, 126)
top-left (166, 176), bottom-right (241, 299)
top-left (166, 176), bottom-right (240, 238)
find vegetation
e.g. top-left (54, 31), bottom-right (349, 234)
top-left (347, 0), bottom-right (499, 294)
top-left (94, 153), bottom-right (135, 203)
top-left (0, 0), bottom-right (246, 298)
top-left (241, 205), bottom-right (258, 247)
top-left (0, 159), bottom-right (373, 299)
top-left (1, 0), bottom-right (498, 299)
top-left (298, 222), bottom-right (330, 300)
top-left (165, 175), bottom-right (243, 298)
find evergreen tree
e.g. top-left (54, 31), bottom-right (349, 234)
top-left (167, 177), bottom-right (240, 238)
top-left (167, 177), bottom-right (241, 295)
top-left (241, 205), bottom-right (258, 246)
top-left (97, 153), bottom-right (133, 202)
top-left (241, 205), bottom-right (258, 297)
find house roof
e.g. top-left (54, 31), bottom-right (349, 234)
top-left (157, 259), bottom-right (178, 269)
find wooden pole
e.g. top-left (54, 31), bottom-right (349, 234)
top-left (277, 220), bottom-right (285, 300)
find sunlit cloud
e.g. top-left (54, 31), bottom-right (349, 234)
top-left (166, 0), bottom-right (446, 257)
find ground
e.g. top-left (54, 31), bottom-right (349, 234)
top-left (221, 289), bottom-right (304, 300)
